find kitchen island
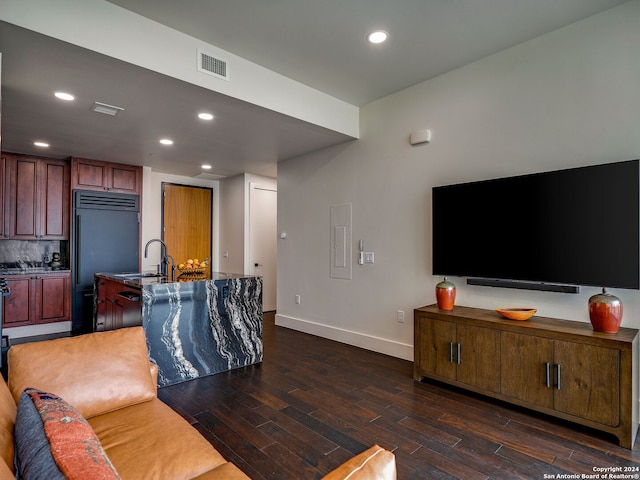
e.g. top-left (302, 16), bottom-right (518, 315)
top-left (94, 272), bottom-right (262, 387)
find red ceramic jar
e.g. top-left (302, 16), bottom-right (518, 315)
top-left (588, 287), bottom-right (622, 333)
top-left (435, 277), bottom-right (456, 311)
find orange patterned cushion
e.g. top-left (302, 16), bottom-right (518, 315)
top-left (15, 388), bottom-right (120, 480)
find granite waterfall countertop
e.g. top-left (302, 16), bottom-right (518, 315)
top-left (95, 271), bottom-right (263, 387)
top-left (95, 271), bottom-right (257, 287)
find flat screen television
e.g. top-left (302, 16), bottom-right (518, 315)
top-left (432, 159), bottom-right (639, 292)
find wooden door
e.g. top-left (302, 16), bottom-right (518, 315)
top-left (456, 324), bottom-right (500, 392)
top-left (500, 331), bottom-right (554, 409)
top-left (553, 341), bottom-right (619, 426)
top-left (162, 184), bottom-right (212, 275)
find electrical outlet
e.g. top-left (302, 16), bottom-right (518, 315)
top-left (295, 294), bottom-right (301, 305)
top-left (397, 310), bottom-right (405, 323)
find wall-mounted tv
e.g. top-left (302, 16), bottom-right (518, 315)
top-left (432, 159), bottom-right (639, 292)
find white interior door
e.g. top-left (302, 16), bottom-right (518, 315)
top-left (249, 183), bottom-right (277, 311)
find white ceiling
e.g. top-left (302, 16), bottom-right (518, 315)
top-left (0, 0), bottom-right (630, 178)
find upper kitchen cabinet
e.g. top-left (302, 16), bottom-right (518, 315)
top-left (4, 154), bottom-right (70, 240)
top-left (71, 157), bottom-right (142, 195)
top-left (0, 157), bottom-right (6, 238)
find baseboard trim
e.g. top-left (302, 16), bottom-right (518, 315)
top-left (275, 314), bottom-right (413, 361)
top-left (5, 321), bottom-right (71, 340)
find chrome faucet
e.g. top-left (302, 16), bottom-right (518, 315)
top-left (144, 238), bottom-right (174, 281)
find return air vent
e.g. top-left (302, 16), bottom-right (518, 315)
top-left (197, 49), bottom-right (229, 81)
top-left (194, 172), bottom-right (226, 181)
top-left (74, 191), bottom-right (139, 211)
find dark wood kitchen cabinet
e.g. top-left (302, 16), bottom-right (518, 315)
top-left (71, 157), bottom-right (142, 195)
top-left (0, 156), bottom-right (6, 238)
top-left (2, 273), bottom-right (71, 327)
top-left (4, 154), bottom-right (70, 240)
top-left (95, 278), bottom-right (142, 331)
top-left (414, 304), bottom-right (638, 448)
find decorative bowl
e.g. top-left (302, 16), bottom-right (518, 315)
top-left (177, 267), bottom-right (206, 277)
top-left (496, 307), bottom-right (537, 321)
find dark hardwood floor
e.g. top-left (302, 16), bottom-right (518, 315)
top-left (159, 313), bottom-right (640, 479)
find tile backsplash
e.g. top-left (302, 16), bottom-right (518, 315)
top-left (0, 240), bottom-right (69, 267)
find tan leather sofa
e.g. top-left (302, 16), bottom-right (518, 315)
top-left (0, 327), bottom-right (396, 479)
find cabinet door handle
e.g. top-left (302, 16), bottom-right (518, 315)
top-left (449, 342), bottom-right (454, 363)
top-left (555, 364), bottom-right (561, 390)
top-left (456, 343), bottom-right (461, 365)
top-left (545, 362), bottom-right (551, 388)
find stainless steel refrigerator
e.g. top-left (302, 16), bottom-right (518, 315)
top-left (72, 190), bottom-right (140, 333)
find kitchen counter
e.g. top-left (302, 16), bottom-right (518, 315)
top-left (0, 268), bottom-right (70, 275)
top-left (94, 272), bottom-right (263, 387)
top-left (96, 270), bottom-right (250, 286)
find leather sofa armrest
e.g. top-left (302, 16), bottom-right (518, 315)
top-left (149, 362), bottom-right (159, 391)
top-left (322, 445), bottom-right (396, 480)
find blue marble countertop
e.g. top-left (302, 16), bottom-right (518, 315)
top-left (95, 271), bottom-right (257, 287)
top-left (95, 271), bottom-right (263, 387)
top-left (142, 275), bottom-right (263, 387)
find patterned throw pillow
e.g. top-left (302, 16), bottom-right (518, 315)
top-left (14, 388), bottom-right (120, 480)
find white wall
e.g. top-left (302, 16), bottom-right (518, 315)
top-left (219, 175), bottom-right (246, 274)
top-left (219, 173), bottom-right (277, 275)
top-left (141, 167), bottom-right (219, 272)
top-left (276, 1), bottom-right (640, 360)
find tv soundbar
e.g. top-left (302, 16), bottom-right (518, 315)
top-left (467, 277), bottom-right (581, 294)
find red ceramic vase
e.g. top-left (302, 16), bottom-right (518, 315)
top-left (588, 287), bottom-right (622, 333)
top-left (436, 277), bottom-right (456, 311)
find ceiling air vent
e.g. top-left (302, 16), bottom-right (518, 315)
top-left (91, 101), bottom-right (124, 116)
top-left (197, 49), bottom-right (229, 81)
top-left (194, 172), bottom-right (226, 181)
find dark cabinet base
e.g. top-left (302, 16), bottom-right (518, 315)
top-left (94, 277), bottom-right (141, 332)
top-left (414, 304), bottom-right (639, 449)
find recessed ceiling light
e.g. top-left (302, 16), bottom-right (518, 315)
top-left (159, 138), bottom-right (174, 145)
top-left (34, 141), bottom-right (49, 148)
top-left (201, 164), bottom-right (212, 170)
top-left (54, 92), bottom-right (75, 101)
top-left (198, 113), bottom-right (214, 121)
top-left (367, 30), bottom-right (388, 44)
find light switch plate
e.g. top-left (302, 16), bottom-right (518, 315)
top-left (364, 252), bottom-right (375, 264)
